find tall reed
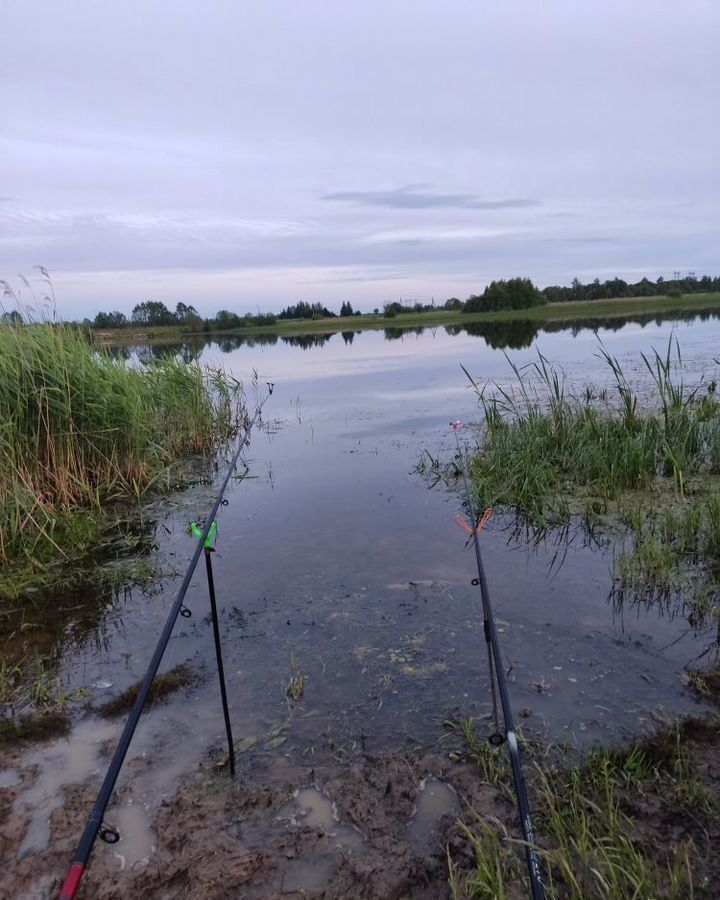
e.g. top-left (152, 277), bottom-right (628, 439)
top-left (469, 340), bottom-right (720, 524)
top-left (0, 322), bottom-right (243, 566)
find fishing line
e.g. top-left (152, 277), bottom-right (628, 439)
top-left (451, 421), bottom-right (546, 900)
top-left (58, 387), bottom-right (272, 900)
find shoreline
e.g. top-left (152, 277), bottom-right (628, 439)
top-left (92, 292), bottom-right (720, 346)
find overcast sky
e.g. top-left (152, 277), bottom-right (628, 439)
top-left (1, 1), bottom-right (718, 318)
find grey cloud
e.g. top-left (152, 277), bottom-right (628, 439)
top-left (300, 268), bottom-right (411, 284)
top-left (1, 0), bottom-right (718, 317)
top-left (322, 187), bottom-right (538, 211)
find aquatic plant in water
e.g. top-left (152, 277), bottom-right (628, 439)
top-left (463, 340), bottom-right (720, 645)
top-left (0, 322), bottom-right (244, 575)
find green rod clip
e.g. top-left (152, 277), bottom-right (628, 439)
top-left (190, 520), bottom-right (217, 550)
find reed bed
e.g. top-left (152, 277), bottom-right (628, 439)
top-left (469, 342), bottom-right (720, 524)
top-left (0, 322), bottom-right (243, 569)
top-left (462, 339), bottom-right (720, 638)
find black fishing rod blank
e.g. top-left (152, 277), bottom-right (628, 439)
top-left (58, 396), bottom-right (269, 900)
top-left (452, 421), bottom-right (546, 900)
top-left (200, 522), bottom-right (236, 778)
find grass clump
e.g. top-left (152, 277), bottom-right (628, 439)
top-left (469, 341), bottom-right (720, 523)
top-left (0, 322), bottom-right (243, 576)
top-left (685, 665), bottom-right (720, 702)
top-left (462, 340), bottom-right (720, 639)
top-left (451, 718), bottom-right (719, 899)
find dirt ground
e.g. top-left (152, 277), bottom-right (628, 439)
top-left (0, 746), bottom-right (507, 900)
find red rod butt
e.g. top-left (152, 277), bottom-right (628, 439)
top-left (59, 862), bottom-right (85, 900)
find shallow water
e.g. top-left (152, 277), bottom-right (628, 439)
top-left (0, 769), bottom-right (21, 789)
top-left (8, 313), bottom-right (720, 864)
top-left (277, 785), bottom-right (365, 851)
top-left (407, 777), bottom-right (460, 849)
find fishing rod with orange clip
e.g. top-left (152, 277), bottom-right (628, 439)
top-left (451, 420), bottom-right (546, 900)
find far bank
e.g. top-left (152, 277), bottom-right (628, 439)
top-left (93, 292), bottom-right (720, 346)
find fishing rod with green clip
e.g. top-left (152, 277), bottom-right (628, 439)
top-left (451, 420), bottom-right (546, 900)
top-left (189, 519), bottom-right (235, 777)
top-left (58, 392), bottom-right (271, 900)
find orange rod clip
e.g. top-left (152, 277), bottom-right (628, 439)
top-left (477, 507), bottom-right (493, 533)
top-left (454, 513), bottom-right (475, 536)
top-left (455, 507), bottom-right (493, 538)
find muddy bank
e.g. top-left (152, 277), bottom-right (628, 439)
top-left (1, 746), bottom-right (499, 899)
top-left (2, 716), bottom-right (719, 898)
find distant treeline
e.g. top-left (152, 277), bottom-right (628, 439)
top-left (89, 301), bottom-right (278, 331)
top-left (18, 273), bottom-right (714, 331)
top-left (540, 274), bottom-right (720, 303)
top-left (278, 300), bottom-right (360, 319)
top-left (397, 274), bottom-right (720, 315)
top-left (105, 308), bottom-right (720, 365)
top-left (89, 299), bottom-right (360, 330)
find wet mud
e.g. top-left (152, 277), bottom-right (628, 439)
top-left (3, 717), bottom-right (719, 899)
top-left (0, 747), bottom-right (504, 900)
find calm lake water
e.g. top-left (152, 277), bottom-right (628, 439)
top-left (7, 312), bottom-right (720, 867)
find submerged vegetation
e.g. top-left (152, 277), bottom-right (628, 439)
top-left (96, 662), bottom-right (196, 718)
top-left (451, 716), bottom-right (720, 899)
top-left (0, 321), bottom-right (244, 591)
top-left (458, 340), bottom-right (720, 647)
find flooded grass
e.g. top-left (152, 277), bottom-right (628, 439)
top-left (285, 654), bottom-right (305, 703)
top-left (469, 342), bottom-right (720, 520)
top-left (451, 717), bottom-right (720, 899)
top-left (0, 322), bottom-right (244, 586)
top-left (96, 662), bottom-right (196, 718)
top-left (461, 340), bottom-right (720, 647)
top-left (685, 664), bottom-right (720, 702)
top-left (0, 711), bottom-right (70, 748)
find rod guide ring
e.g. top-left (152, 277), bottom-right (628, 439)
top-left (99, 824), bottom-right (120, 844)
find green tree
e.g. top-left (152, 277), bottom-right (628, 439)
top-left (131, 301), bottom-right (177, 326)
top-left (93, 310), bottom-right (128, 328)
top-left (464, 278), bottom-right (545, 313)
top-left (175, 301), bottom-right (199, 322)
top-left (213, 310), bottom-right (242, 330)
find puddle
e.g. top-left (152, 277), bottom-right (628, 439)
top-left (0, 769), bottom-right (21, 789)
top-left (14, 719), bottom-right (119, 857)
top-left (111, 802), bottom-right (156, 870)
top-left (277, 785), bottom-right (364, 851)
top-left (407, 777), bottom-right (460, 849)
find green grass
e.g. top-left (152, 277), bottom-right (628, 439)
top-left (451, 718), bottom-right (719, 899)
top-left (0, 322), bottom-right (244, 575)
top-left (94, 292), bottom-right (720, 345)
top-left (469, 342), bottom-right (720, 520)
top-left (459, 340), bottom-right (720, 637)
top-left (446, 342), bottom-right (720, 897)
